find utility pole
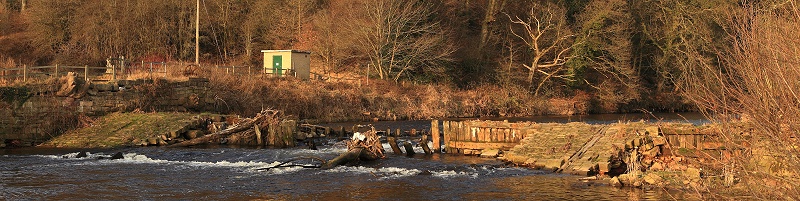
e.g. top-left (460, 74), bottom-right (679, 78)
top-left (195, 0), bottom-right (200, 65)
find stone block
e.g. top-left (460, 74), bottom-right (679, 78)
top-left (480, 149), bottom-right (500, 158)
top-left (652, 136), bottom-right (666, 146)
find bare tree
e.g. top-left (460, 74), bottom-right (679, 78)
top-left (507, 3), bottom-right (574, 96)
top-left (345, 0), bottom-right (454, 82)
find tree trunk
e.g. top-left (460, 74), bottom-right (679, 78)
top-left (322, 148), bottom-right (364, 169)
top-left (168, 111), bottom-right (273, 147)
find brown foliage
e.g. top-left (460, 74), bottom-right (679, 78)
top-left (679, 2), bottom-right (800, 199)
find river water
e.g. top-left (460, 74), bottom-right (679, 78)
top-left (1, 113), bottom-right (705, 200)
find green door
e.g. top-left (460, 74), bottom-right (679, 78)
top-left (273, 55), bottom-right (283, 76)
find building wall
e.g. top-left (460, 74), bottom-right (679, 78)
top-left (262, 51), bottom-right (293, 75)
top-left (291, 52), bottom-right (311, 80)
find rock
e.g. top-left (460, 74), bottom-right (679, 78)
top-left (618, 173), bottom-right (634, 185)
top-left (480, 149), bottom-right (500, 158)
top-left (643, 173), bottom-right (663, 185)
top-left (160, 135), bottom-right (168, 141)
top-left (524, 158), bottom-right (537, 166)
top-left (57, 73), bottom-right (79, 96)
top-left (147, 137), bottom-right (159, 145)
top-left (0, 142), bottom-right (5, 148)
top-left (76, 151), bottom-right (88, 158)
top-left (157, 138), bottom-right (167, 146)
top-left (641, 147), bottom-right (661, 158)
top-left (650, 162), bottom-right (664, 171)
top-left (610, 176), bottom-right (623, 187)
top-left (184, 130), bottom-right (204, 140)
top-left (110, 152), bottom-right (124, 160)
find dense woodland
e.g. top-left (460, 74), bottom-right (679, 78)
top-left (0, 0), bottom-right (755, 112)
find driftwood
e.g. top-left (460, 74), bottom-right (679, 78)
top-left (168, 110), bottom-right (278, 147)
top-left (321, 128), bottom-right (385, 169)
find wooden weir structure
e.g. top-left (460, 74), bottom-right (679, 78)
top-left (439, 120), bottom-right (534, 154)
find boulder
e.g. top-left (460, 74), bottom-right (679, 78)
top-left (110, 152), bottom-right (124, 160)
top-left (480, 149), bottom-right (500, 158)
top-left (76, 151), bottom-right (88, 158)
top-left (184, 130), bottom-right (204, 140)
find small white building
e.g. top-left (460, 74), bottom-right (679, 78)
top-left (261, 50), bottom-right (311, 80)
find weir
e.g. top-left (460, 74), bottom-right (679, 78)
top-left (438, 119), bottom-right (738, 176)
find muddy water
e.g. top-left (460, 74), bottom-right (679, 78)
top-left (1, 146), bottom-right (695, 200)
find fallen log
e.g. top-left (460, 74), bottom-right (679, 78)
top-left (168, 110), bottom-right (277, 147)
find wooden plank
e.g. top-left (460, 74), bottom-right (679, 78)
top-left (432, 120), bottom-right (441, 153)
top-left (498, 128), bottom-right (506, 142)
top-left (446, 141), bottom-right (520, 150)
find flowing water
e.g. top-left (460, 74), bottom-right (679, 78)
top-left (1, 113), bottom-right (705, 200)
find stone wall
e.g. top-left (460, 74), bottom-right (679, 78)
top-left (0, 76), bottom-right (215, 147)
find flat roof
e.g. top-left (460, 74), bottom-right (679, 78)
top-left (261, 50), bottom-right (311, 54)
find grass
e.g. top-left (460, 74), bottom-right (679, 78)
top-left (42, 112), bottom-right (201, 148)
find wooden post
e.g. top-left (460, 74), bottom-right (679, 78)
top-left (255, 125), bottom-right (263, 145)
top-left (403, 141), bottom-right (415, 156)
top-left (410, 128), bottom-right (417, 137)
top-left (387, 128), bottom-right (391, 137)
top-left (432, 120), bottom-right (440, 153)
top-left (232, 66), bottom-right (236, 75)
top-left (248, 66), bottom-right (251, 75)
top-left (84, 65), bottom-right (88, 81)
top-left (22, 64), bottom-right (27, 82)
top-left (112, 62), bottom-right (117, 80)
top-left (421, 135), bottom-right (432, 155)
top-left (163, 62), bottom-right (167, 78)
top-left (149, 62), bottom-right (153, 78)
top-left (54, 64), bottom-right (59, 77)
top-left (396, 128), bottom-right (401, 137)
top-left (339, 126), bottom-right (345, 138)
top-left (387, 137), bottom-right (403, 155)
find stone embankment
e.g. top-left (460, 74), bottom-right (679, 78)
top-left (1, 74), bottom-right (216, 147)
top-left (441, 119), bottom-right (739, 188)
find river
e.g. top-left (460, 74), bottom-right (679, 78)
top-left (1, 113), bottom-right (705, 200)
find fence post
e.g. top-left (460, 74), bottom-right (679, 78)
top-left (55, 64), bottom-right (59, 77)
top-left (23, 64), bottom-right (27, 82)
top-left (84, 65), bottom-right (89, 81)
top-left (232, 66), bottom-right (236, 75)
top-left (163, 62), bottom-right (167, 78)
top-left (111, 63), bottom-right (117, 80)
top-left (248, 66), bottom-right (251, 75)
